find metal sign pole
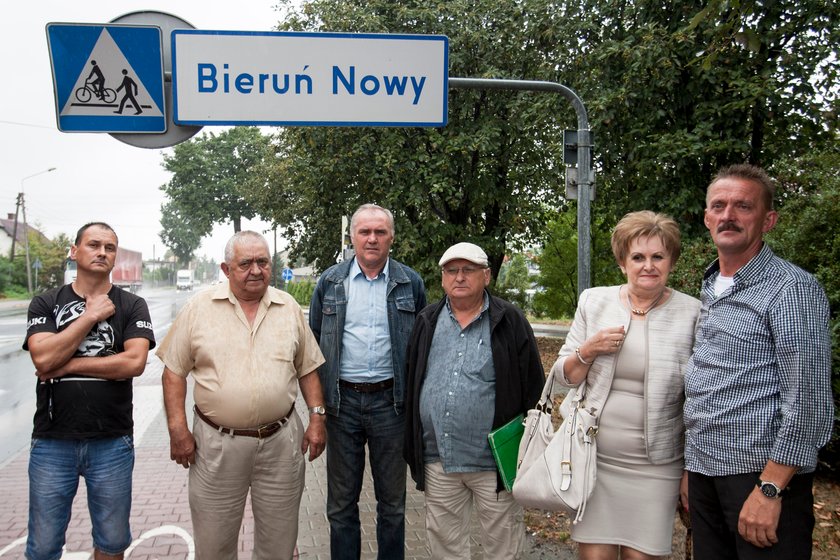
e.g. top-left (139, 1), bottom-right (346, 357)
top-left (448, 78), bottom-right (593, 293)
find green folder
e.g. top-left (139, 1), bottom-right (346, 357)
top-left (487, 414), bottom-right (525, 492)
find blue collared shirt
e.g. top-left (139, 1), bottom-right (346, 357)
top-left (339, 257), bottom-right (393, 383)
top-left (419, 293), bottom-right (496, 472)
top-left (684, 244), bottom-right (833, 475)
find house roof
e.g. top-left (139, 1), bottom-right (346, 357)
top-left (0, 213), bottom-right (49, 246)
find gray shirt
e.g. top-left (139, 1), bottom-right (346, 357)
top-left (419, 294), bottom-right (496, 472)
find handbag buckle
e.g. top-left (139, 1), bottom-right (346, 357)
top-left (586, 426), bottom-right (599, 437)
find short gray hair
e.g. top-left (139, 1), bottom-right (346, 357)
top-left (350, 204), bottom-right (395, 236)
top-left (224, 231), bottom-right (270, 263)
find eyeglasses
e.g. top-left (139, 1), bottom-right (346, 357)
top-left (236, 258), bottom-right (271, 271)
top-left (442, 266), bottom-right (486, 277)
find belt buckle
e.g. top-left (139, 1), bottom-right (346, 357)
top-left (257, 421), bottom-right (278, 438)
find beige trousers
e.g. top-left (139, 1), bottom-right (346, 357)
top-left (189, 411), bottom-right (305, 560)
top-left (423, 461), bottom-right (525, 560)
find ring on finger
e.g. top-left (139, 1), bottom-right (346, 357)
top-left (614, 340), bottom-right (620, 347)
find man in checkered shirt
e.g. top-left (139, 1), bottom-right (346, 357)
top-left (683, 163), bottom-right (833, 559)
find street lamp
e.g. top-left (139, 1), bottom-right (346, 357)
top-left (15, 167), bottom-right (57, 294)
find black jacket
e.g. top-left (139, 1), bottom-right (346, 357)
top-left (403, 293), bottom-right (544, 492)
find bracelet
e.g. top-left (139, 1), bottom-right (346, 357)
top-left (575, 346), bottom-right (593, 365)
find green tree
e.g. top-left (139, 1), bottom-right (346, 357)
top-left (495, 253), bottom-right (532, 311)
top-left (159, 200), bottom-right (203, 267)
top-left (563, 0), bottom-right (839, 234)
top-left (765, 147), bottom-right (840, 476)
top-left (34, 232), bottom-right (73, 291)
top-left (533, 210), bottom-right (623, 318)
top-left (160, 126), bottom-right (273, 261)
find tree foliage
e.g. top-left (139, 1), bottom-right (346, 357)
top-left (246, 0), bottom-right (839, 295)
top-left (158, 200), bottom-right (203, 267)
top-left (766, 146), bottom-right (840, 475)
top-left (160, 127), bottom-right (273, 264)
top-left (533, 210), bottom-right (623, 318)
top-left (563, 0), bottom-right (839, 233)
top-left (30, 232), bottom-right (73, 291)
top-left (249, 0), bottom-right (573, 284)
top-left (495, 252), bottom-right (533, 311)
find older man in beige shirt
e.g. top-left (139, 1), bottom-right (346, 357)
top-left (158, 231), bottom-right (327, 560)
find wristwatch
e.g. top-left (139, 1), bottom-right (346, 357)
top-left (757, 480), bottom-right (785, 499)
top-left (308, 405), bottom-right (326, 416)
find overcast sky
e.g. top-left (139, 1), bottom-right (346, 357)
top-left (1, 1), bottom-right (290, 263)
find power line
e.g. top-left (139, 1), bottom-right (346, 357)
top-left (0, 120), bottom-right (55, 130)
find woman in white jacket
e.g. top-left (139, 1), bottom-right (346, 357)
top-left (550, 211), bottom-right (700, 560)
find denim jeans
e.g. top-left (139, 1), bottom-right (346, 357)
top-left (326, 386), bottom-right (406, 560)
top-left (27, 436), bottom-right (134, 560)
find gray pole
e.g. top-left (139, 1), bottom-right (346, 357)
top-left (448, 78), bottom-right (592, 293)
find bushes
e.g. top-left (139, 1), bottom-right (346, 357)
top-left (767, 151), bottom-right (840, 478)
top-left (283, 280), bottom-right (315, 307)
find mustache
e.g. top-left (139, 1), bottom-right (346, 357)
top-left (717, 221), bottom-right (742, 233)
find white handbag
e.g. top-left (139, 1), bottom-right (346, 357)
top-left (512, 373), bottom-right (598, 524)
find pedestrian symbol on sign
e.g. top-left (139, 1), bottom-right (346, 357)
top-left (115, 69), bottom-right (143, 115)
top-left (282, 268), bottom-right (294, 282)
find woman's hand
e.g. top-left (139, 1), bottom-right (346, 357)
top-left (558, 325), bottom-right (626, 386)
top-left (580, 326), bottom-right (626, 361)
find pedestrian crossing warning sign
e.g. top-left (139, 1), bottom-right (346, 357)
top-left (46, 23), bottom-right (166, 133)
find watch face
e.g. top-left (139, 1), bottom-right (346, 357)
top-left (760, 482), bottom-right (778, 498)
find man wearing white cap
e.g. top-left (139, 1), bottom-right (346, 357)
top-left (404, 242), bottom-right (544, 559)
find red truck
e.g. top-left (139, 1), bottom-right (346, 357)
top-left (64, 247), bottom-right (143, 293)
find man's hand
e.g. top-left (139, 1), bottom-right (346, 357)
top-left (84, 293), bottom-right (116, 323)
top-left (36, 366), bottom-right (67, 381)
top-left (301, 414), bottom-right (326, 462)
top-left (679, 470), bottom-right (689, 512)
top-left (738, 487), bottom-right (782, 548)
top-left (168, 425), bottom-right (196, 469)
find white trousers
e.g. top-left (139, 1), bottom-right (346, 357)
top-left (189, 411), bottom-right (305, 560)
top-left (423, 461), bottom-right (525, 560)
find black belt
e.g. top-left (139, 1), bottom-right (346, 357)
top-left (339, 378), bottom-right (394, 393)
top-left (194, 405), bottom-right (293, 439)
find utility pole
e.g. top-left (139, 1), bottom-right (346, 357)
top-left (9, 194), bottom-right (22, 260)
top-left (18, 167), bottom-right (57, 295)
top-left (22, 192), bottom-right (33, 294)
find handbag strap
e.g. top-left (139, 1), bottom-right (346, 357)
top-left (539, 370), bottom-right (589, 413)
top-left (536, 371), bottom-right (560, 412)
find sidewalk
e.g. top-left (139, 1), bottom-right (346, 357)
top-left (0, 352), bottom-right (575, 560)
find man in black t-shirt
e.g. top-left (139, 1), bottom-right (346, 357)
top-left (22, 222), bottom-right (155, 560)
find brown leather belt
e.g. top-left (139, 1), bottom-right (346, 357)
top-left (339, 378), bottom-right (394, 393)
top-left (194, 405), bottom-right (293, 439)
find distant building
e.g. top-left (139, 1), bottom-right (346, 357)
top-left (0, 213), bottom-right (49, 258)
top-left (276, 249), bottom-right (317, 283)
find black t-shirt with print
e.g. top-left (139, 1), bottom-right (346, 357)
top-left (24, 284), bottom-right (156, 439)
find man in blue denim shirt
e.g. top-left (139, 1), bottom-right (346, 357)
top-left (309, 204), bottom-right (426, 560)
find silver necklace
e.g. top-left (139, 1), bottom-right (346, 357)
top-left (627, 288), bottom-right (667, 316)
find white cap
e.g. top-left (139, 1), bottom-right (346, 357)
top-left (438, 242), bottom-right (489, 267)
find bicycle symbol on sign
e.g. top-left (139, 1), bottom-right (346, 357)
top-left (75, 60), bottom-right (117, 104)
top-left (75, 80), bottom-right (117, 104)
